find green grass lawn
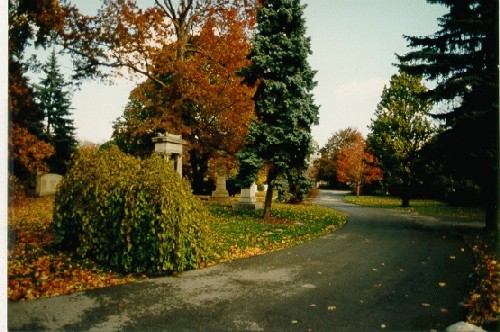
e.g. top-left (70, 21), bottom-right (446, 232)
top-left (206, 202), bottom-right (346, 263)
top-left (343, 194), bottom-right (485, 222)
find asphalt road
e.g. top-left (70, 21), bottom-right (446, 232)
top-left (8, 190), bottom-right (479, 331)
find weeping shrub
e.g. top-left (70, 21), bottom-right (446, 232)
top-left (53, 145), bottom-right (211, 275)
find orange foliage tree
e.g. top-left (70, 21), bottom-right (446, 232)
top-left (8, 0), bottom-right (69, 184)
top-left (9, 124), bottom-right (55, 175)
top-left (58, 0), bottom-right (255, 192)
top-left (336, 132), bottom-right (382, 197)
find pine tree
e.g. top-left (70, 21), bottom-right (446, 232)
top-left (238, 0), bottom-right (319, 217)
top-left (398, 0), bottom-right (499, 229)
top-left (35, 48), bottom-right (77, 174)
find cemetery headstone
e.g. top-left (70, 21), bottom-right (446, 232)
top-left (211, 176), bottom-right (229, 201)
top-left (235, 185), bottom-right (262, 210)
top-left (36, 173), bottom-right (63, 197)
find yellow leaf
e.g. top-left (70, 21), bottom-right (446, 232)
top-left (327, 306), bottom-right (337, 311)
top-left (438, 282), bottom-right (446, 287)
top-left (421, 302), bottom-right (431, 307)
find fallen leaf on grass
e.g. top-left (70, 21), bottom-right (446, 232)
top-left (438, 282), bottom-right (447, 287)
top-left (327, 306), bottom-right (336, 311)
top-left (421, 302), bottom-right (431, 307)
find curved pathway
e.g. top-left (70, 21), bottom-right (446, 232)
top-left (9, 190), bottom-right (475, 331)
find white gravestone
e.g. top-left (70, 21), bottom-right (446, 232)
top-left (36, 173), bottom-right (63, 197)
top-left (235, 185), bottom-right (262, 210)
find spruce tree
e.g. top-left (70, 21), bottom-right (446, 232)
top-left (35, 48), bottom-right (78, 174)
top-left (238, 0), bottom-right (319, 217)
top-left (398, 0), bottom-right (499, 229)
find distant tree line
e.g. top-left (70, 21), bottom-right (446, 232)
top-left (313, 0), bottom-right (498, 230)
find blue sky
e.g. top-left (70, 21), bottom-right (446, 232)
top-left (35, 1), bottom-right (447, 146)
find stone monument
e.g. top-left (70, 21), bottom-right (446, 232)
top-left (153, 132), bottom-right (186, 177)
top-left (211, 175), bottom-right (229, 201)
top-left (35, 173), bottom-right (63, 197)
top-left (235, 183), bottom-right (262, 210)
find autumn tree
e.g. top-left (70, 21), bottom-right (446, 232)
top-left (8, 125), bottom-right (55, 175)
top-left (336, 133), bottom-right (382, 197)
top-left (108, 1), bottom-right (255, 192)
top-left (313, 127), bottom-right (360, 188)
top-left (368, 72), bottom-right (436, 207)
top-left (398, 0), bottom-right (499, 229)
top-left (49, 0), bottom-right (255, 193)
top-left (35, 48), bottom-right (77, 174)
top-left (238, 0), bottom-right (319, 217)
top-left (8, 0), bottom-right (68, 184)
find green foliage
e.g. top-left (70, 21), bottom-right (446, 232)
top-left (398, 0), bottom-right (498, 228)
top-left (368, 72), bottom-right (436, 207)
top-left (35, 48), bottom-right (77, 174)
top-left (53, 145), bottom-right (211, 275)
top-left (238, 0), bottom-right (319, 214)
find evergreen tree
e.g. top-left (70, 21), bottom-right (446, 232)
top-left (35, 48), bottom-right (77, 174)
top-left (368, 72), bottom-right (436, 207)
top-left (398, 0), bottom-right (499, 229)
top-left (238, 0), bottom-right (319, 217)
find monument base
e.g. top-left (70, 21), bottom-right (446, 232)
top-left (233, 202), bottom-right (263, 210)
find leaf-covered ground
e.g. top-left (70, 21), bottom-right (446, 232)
top-left (465, 232), bottom-right (500, 326)
top-left (206, 202), bottom-right (346, 263)
top-left (8, 196), bottom-right (136, 301)
top-left (8, 196), bottom-right (346, 302)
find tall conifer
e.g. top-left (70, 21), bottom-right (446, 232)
top-left (36, 48), bottom-right (77, 174)
top-left (398, 0), bottom-right (499, 229)
top-left (238, 0), bottom-right (319, 217)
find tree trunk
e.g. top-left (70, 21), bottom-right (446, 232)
top-left (356, 184), bottom-right (361, 197)
top-left (189, 149), bottom-right (209, 195)
top-left (401, 173), bottom-right (411, 207)
top-left (263, 168), bottom-right (278, 219)
top-left (483, 169), bottom-right (499, 231)
top-left (263, 183), bottom-right (273, 219)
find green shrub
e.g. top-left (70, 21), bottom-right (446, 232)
top-left (53, 145), bottom-right (211, 275)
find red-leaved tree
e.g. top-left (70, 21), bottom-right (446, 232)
top-left (336, 132), bottom-right (382, 197)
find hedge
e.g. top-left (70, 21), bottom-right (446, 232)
top-left (53, 145), bottom-right (211, 275)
